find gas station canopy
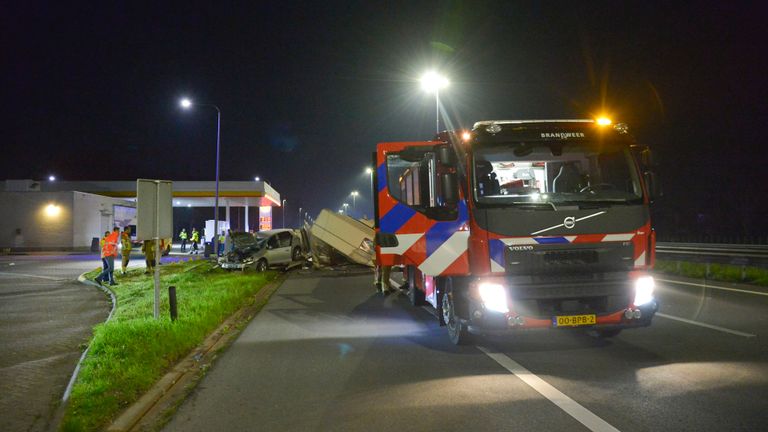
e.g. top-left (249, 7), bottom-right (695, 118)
top-left (41, 180), bottom-right (281, 208)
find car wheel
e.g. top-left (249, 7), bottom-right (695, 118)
top-left (256, 259), bottom-right (268, 272)
top-left (442, 287), bottom-right (471, 345)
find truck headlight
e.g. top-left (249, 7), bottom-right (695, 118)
top-left (634, 276), bottom-right (655, 306)
top-left (478, 282), bottom-right (509, 313)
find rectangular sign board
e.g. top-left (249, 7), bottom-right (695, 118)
top-left (137, 179), bottom-right (173, 241)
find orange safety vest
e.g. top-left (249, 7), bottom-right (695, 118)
top-left (102, 231), bottom-right (119, 257)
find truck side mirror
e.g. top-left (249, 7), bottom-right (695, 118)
top-left (441, 173), bottom-right (458, 205)
top-left (644, 171), bottom-right (662, 202)
top-left (641, 148), bottom-right (654, 169)
top-left (435, 144), bottom-right (456, 167)
top-left (375, 232), bottom-right (399, 248)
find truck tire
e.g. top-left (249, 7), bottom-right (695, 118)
top-left (436, 277), bottom-right (447, 326)
top-left (406, 266), bottom-right (425, 306)
top-left (442, 286), bottom-right (471, 345)
top-left (256, 259), bottom-right (268, 272)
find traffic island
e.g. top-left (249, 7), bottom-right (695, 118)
top-left (59, 260), bottom-right (280, 432)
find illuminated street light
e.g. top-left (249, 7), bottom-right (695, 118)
top-left (365, 167), bottom-right (372, 174)
top-left (254, 176), bottom-right (260, 181)
top-left (179, 97), bottom-right (222, 257)
top-left (48, 175), bottom-right (56, 181)
top-left (420, 71), bottom-right (449, 134)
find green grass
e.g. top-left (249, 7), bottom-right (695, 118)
top-left (655, 259), bottom-right (768, 286)
top-left (60, 261), bottom-right (277, 432)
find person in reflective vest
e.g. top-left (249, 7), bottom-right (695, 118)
top-left (141, 239), bottom-right (156, 274)
top-left (179, 228), bottom-right (188, 252)
top-left (95, 227), bottom-right (120, 286)
top-left (120, 227), bottom-right (133, 274)
top-left (218, 231), bottom-right (226, 256)
top-left (190, 228), bottom-right (200, 255)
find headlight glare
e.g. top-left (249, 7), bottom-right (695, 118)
top-left (478, 282), bottom-right (509, 313)
top-left (634, 276), bottom-right (655, 306)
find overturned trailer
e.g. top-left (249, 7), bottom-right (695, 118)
top-left (308, 209), bottom-right (375, 268)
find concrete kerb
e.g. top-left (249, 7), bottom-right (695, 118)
top-left (60, 256), bottom-right (205, 403)
top-left (63, 272), bottom-right (118, 402)
top-left (107, 273), bottom-right (288, 432)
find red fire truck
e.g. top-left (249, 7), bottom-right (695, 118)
top-left (373, 119), bottom-right (660, 344)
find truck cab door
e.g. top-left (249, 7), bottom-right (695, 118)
top-left (374, 141), bottom-right (469, 276)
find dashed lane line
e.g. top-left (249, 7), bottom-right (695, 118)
top-left (478, 346), bottom-right (621, 432)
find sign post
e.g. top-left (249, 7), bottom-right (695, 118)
top-left (137, 179), bottom-right (173, 319)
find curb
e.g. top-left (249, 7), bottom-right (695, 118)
top-left (62, 271), bottom-right (118, 402)
top-left (107, 273), bottom-right (287, 432)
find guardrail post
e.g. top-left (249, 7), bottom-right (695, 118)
top-left (741, 265), bottom-right (747, 281)
top-left (705, 263), bottom-right (711, 279)
top-left (169, 286), bottom-right (177, 321)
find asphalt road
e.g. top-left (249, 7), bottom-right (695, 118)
top-left (164, 270), bottom-right (768, 432)
top-left (0, 254), bottom-right (108, 432)
top-left (0, 249), bottom-right (195, 432)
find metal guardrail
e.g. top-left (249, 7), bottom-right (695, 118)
top-left (656, 242), bottom-right (768, 268)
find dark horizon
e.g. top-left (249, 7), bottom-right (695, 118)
top-left (3, 1), bottom-right (767, 238)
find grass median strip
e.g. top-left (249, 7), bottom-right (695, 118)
top-left (61, 260), bottom-right (277, 432)
top-left (655, 259), bottom-right (768, 286)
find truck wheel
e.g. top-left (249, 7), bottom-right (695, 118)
top-left (442, 288), bottom-right (471, 345)
top-left (256, 259), bottom-right (268, 272)
top-left (292, 247), bottom-right (302, 261)
top-left (407, 266), bottom-right (425, 306)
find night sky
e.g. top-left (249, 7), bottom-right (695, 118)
top-left (2, 1), bottom-right (767, 239)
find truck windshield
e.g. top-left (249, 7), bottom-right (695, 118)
top-left (473, 141), bottom-right (643, 207)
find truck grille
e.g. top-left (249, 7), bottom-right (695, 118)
top-left (543, 250), bottom-right (597, 265)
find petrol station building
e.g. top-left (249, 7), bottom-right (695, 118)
top-left (0, 179), bottom-right (281, 251)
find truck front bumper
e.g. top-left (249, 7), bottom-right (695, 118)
top-left (465, 300), bottom-right (658, 335)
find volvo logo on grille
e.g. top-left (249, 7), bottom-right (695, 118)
top-left (564, 216), bottom-right (576, 229)
top-left (510, 245), bottom-right (534, 251)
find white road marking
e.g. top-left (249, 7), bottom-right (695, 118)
top-left (656, 278), bottom-right (768, 297)
top-left (0, 271), bottom-right (67, 281)
top-left (477, 346), bottom-right (621, 432)
top-left (655, 313), bottom-right (756, 338)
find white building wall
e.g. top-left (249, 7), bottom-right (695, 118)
top-left (0, 192), bottom-right (74, 249)
top-left (72, 192), bottom-right (133, 249)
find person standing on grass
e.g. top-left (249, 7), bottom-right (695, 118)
top-left (141, 239), bottom-right (156, 274)
top-left (120, 227), bottom-right (132, 274)
top-left (179, 228), bottom-right (188, 252)
top-left (95, 227), bottom-right (119, 286)
top-left (218, 231), bottom-right (226, 256)
top-left (98, 230), bottom-right (109, 274)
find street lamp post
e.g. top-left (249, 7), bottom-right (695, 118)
top-left (180, 97), bottom-right (222, 258)
top-left (350, 191), bottom-right (358, 215)
top-left (342, 203), bottom-right (349, 215)
top-left (420, 71), bottom-right (449, 134)
top-left (282, 199), bottom-right (287, 228)
top-left (365, 168), bottom-right (373, 216)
